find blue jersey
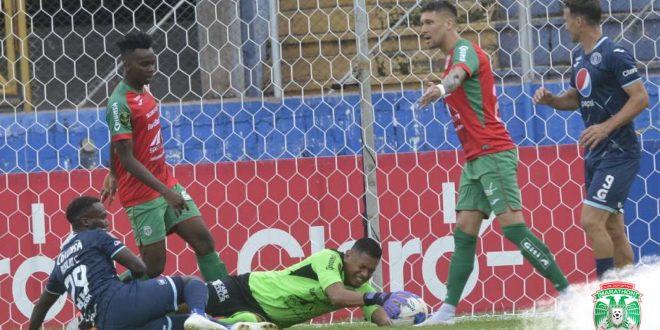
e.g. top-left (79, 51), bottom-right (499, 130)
top-left (570, 36), bottom-right (643, 159)
top-left (45, 229), bottom-right (126, 323)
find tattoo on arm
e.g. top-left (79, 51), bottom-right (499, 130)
top-left (441, 67), bottom-right (468, 93)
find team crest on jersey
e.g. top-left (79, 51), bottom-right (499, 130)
top-left (576, 68), bottom-right (592, 97)
top-left (590, 52), bottom-right (602, 65)
top-left (120, 112), bottom-right (131, 127)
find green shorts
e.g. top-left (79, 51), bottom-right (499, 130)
top-left (456, 148), bottom-right (522, 217)
top-left (126, 184), bottom-right (201, 246)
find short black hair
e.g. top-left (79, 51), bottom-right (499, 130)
top-left (420, 1), bottom-right (458, 19)
top-left (564, 0), bottom-right (601, 26)
top-left (117, 30), bottom-right (153, 56)
top-left (352, 237), bottom-right (382, 259)
top-left (65, 196), bottom-right (100, 223)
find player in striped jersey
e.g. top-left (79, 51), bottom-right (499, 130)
top-left (101, 31), bottom-right (228, 281)
top-left (415, 1), bottom-right (570, 325)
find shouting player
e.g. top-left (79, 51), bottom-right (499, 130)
top-left (203, 238), bottom-right (416, 328)
top-left (101, 31), bottom-right (228, 281)
top-left (28, 196), bottom-right (225, 330)
top-left (415, 1), bottom-right (571, 325)
top-left (533, 0), bottom-right (649, 278)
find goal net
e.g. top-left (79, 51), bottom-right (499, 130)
top-left (0, 0), bottom-right (657, 327)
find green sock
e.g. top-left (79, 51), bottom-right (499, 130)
top-left (445, 229), bottom-right (477, 306)
top-left (197, 251), bottom-right (229, 281)
top-left (502, 223), bottom-right (569, 291)
top-left (221, 311), bottom-right (261, 323)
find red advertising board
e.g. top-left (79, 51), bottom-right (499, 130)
top-left (0, 145), bottom-right (592, 328)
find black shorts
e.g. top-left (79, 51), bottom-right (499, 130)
top-left (584, 154), bottom-right (640, 213)
top-left (206, 273), bottom-right (271, 322)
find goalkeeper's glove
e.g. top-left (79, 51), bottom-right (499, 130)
top-left (363, 291), bottom-right (410, 319)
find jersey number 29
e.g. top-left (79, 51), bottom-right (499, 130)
top-left (64, 265), bottom-right (91, 310)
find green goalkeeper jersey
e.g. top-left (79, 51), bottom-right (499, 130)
top-left (248, 249), bottom-right (379, 328)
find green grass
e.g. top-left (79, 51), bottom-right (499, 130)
top-left (291, 315), bottom-right (538, 330)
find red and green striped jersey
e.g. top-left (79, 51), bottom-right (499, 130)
top-left (443, 39), bottom-right (514, 161)
top-left (106, 81), bottom-right (177, 207)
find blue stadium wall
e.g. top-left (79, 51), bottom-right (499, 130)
top-left (1, 80), bottom-right (658, 258)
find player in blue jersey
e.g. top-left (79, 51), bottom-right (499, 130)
top-left (28, 196), bottom-right (225, 330)
top-left (533, 0), bottom-right (649, 279)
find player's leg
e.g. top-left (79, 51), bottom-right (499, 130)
top-left (605, 213), bottom-right (634, 268)
top-left (99, 276), bottom-right (224, 329)
top-left (482, 149), bottom-right (570, 292)
top-left (206, 275), bottom-right (273, 322)
top-left (582, 155), bottom-right (639, 279)
top-left (126, 198), bottom-right (170, 278)
top-left (167, 184), bottom-right (229, 281)
top-left (419, 163), bottom-right (488, 326)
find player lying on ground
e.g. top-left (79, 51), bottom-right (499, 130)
top-left (533, 0), bottom-right (649, 279)
top-left (199, 238), bottom-right (418, 328)
top-left (101, 30), bottom-right (228, 281)
top-left (415, 1), bottom-right (571, 325)
top-left (28, 196), bottom-right (225, 330)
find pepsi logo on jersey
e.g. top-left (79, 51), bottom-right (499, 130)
top-left (576, 68), bottom-right (592, 97)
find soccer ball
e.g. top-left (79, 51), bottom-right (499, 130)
top-left (390, 295), bottom-right (429, 326)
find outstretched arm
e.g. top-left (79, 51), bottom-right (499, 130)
top-left (28, 291), bottom-right (60, 330)
top-left (417, 67), bottom-right (468, 108)
top-left (533, 87), bottom-right (580, 111)
top-left (325, 282), bottom-right (367, 307)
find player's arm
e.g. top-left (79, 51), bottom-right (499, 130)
top-left (533, 87), bottom-right (580, 111)
top-left (325, 282), bottom-right (369, 307)
top-left (580, 81), bottom-right (649, 150)
top-left (113, 139), bottom-right (188, 213)
top-left (100, 144), bottom-right (118, 204)
top-left (113, 247), bottom-right (147, 279)
top-left (418, 67), bottom-right (468, 108)
top-left (28, 291), bottom-right (60, 330)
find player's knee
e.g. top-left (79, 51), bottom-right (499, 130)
top-left (580, 218), bottom-right (606, 237)
top-left (191, 234), bottom-right (216, 255)
top-left (606, 224), bottom-right (627, 242)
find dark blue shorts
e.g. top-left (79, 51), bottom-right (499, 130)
top-left (98, 276), bottom-right (182, 330)
top-left (584, 155), bottom-right (639, 213)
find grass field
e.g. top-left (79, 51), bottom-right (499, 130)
top-left (293, 315), bottom-right (542, 330)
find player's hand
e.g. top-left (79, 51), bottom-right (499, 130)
top-left (580, 123), bottom-right (611, 150)
top-left (532, 87), bottom-right (554, 105)
top-left (100, 173), bottom-right (117, 205)
top-left (417, 80), bottom-right (444, 108)
top-left (382, 291), bottom-right (414, 319)
top-left (162, 189), bottom-right (189, 216)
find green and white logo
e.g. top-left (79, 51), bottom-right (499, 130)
top-left (593, 281), bottom-right (642, 330)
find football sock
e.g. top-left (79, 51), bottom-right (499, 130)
top-left (445, 229), bottom-right (477, 306)
top-left (184, 278), bottom-right (209, 314)
top-left (595, 257), bottom-right (614, 279)
top-left (502, 223), bottom-right (569, 291)
top-left (197, 251), bottom-right (229, 281)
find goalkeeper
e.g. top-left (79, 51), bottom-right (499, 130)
top-left (415, 1), bottom-right (570, 325)
top-left (203, 238), bottom-right (415, 328)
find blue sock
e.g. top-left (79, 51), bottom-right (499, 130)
top-left (184, 278), bottom-right (209, 315)
top-left (595, 257), bottom-right (614, 279)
